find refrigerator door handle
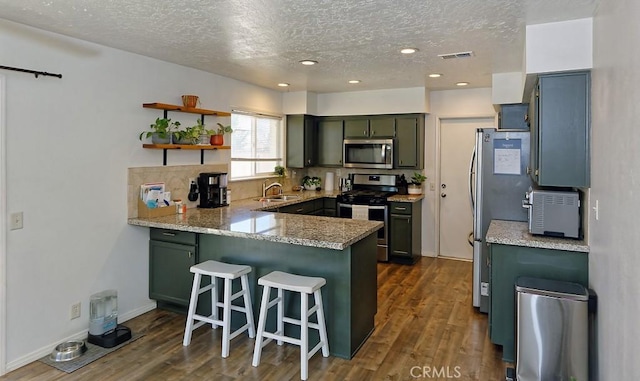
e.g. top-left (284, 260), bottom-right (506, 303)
top-left (468, 147), bottom-right (476, 213)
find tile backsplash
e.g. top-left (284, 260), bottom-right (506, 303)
top-left (128, 164), bottom-right (228, 218)
top-left (127, 164), bottom-right (303, 218)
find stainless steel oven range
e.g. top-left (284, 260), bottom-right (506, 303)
top-left (336, 174), bottom-right (398, 262)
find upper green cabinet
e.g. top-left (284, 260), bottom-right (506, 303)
top-left (529, 71), bottom-right (590, 187)
top-left (344, 116), bottom-right (395, 138)
top-left (395, 114), bottom-right (424, 169)
top-left (317, 118), bottom-right (344, 167)
top-left (287, 114), bottom-right (316, 168)
top-left (288, 113), bottom-right (424, 170)
top-left (344, 119), bottom-right (369, 138)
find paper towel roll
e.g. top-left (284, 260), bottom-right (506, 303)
top-left (324, 172), bottom-right (335, 193)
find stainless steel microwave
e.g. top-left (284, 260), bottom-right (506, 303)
top-left (343, 139), bottom-right (393, 169)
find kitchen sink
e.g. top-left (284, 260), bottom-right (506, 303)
top-left (255, 194), bottom-right (302, 202)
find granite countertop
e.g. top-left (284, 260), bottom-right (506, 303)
top-left (387, 194), bottom-right (425, 203)
top-left (485, 220), bottom-right (589, 253)
top-left (128, 190), bottom-right (381, 250)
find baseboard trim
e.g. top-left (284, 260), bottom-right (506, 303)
top-left (421, 251), bottom-right (437, 258)
top-left (5, 301), bottom-right (157, 373)
top-left (437, 255), bottom-right (473, 262)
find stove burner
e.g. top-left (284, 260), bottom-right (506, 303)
top-left (337, 189), bottom-right (396, 205)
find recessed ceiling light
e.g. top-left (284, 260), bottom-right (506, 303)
top-left (456, 82), bottom-right (469, 86)
top-left (428, 73), bottom-right (442, 78)
top-left (348, 80), bottom-right (361, 84)
top-left (299, 60), bottom-right (318, 66)
top-left (277, 83), bottom-right (289, 87)
top-left (400, 48), bottom-right (418, 54)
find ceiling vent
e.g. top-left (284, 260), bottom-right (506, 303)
top-left (438, 51), bottom-right (474, 59)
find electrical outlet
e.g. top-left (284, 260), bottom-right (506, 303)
top-left (10, 212), bottom-right (23, 230)
top-left (70, 302), bottom-right (81, 320)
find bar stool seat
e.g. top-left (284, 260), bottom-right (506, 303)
top-left (252, 271), bottom-right (329, 380)
top-left (182, 260), bottom-right (255, 358)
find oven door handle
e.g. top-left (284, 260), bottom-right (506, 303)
top-left (337, 203), bottom-right (386, 210)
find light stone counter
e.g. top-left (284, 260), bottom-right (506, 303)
top-left (486, 220), bottom-right (589, 253)
top-left (387, 194), bottom-right (425, 203)
top-left (128, 190), bottom-right (380, 250)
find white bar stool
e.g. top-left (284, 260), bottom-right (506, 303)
top-left (182, 260), bottom-right (256, 358)
top-left (252, 271), bottom-right (329, 380)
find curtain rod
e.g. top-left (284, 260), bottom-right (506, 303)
top-left (0, 65), bottom-right (62, 79)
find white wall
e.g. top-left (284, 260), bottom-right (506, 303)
top-left (0, 19), bottom-right (281, 370)
top-left (317, 87), bottom-right (429, 115)
top-left (526, 18), bottom-right (593, 74)
top-left (591, 1), bottom-right (640, 378)
top-left (424, 88), bottom-right (495, 256)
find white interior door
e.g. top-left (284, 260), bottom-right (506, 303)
top-left (439, 117), bottom-right (493, 260)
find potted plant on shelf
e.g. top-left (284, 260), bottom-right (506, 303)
top-left (302, 176), bottom-right (322, 191)
top-left (210, 123), bottom-right (233, 146)
top-left (408, 172), bottom-right (427, 195)
top-left (139, 118), bottom-right (181, 144)
top-left (174, 122), bottom-right (203, 145)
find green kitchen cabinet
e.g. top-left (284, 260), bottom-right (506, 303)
top-left (369, 117), bottom-right (396, 137)
top-left (317, 118), bottom-right (344, 166)
top-left (277, 199), bottom-right (320, 215)
top-left (344, 118), bottom-right (370, 138)
top-left (388, 201), bottom-right (422, 264)
top-left (149, 229), bottom-right (198, 309)
top-left (344, 116), bottom-right (395, 138)
top-left (394, 114), bottom-right (424, 169)
top-left (323, 198), bottom-right (337, 217)
top-left (489, 243), bottom-right (588, 363)
top-left (287, 114), bottom-right (316, 168)
top-left (529, 71), bottom-right (590, 187)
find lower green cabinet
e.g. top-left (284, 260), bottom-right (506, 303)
top-left (278, 198), bottom-right (336, 216)
top-left (149, 239), bottom-right (196, 306)
top-left (149, 228), bottom-right (204, 314)
top-left (489, 243), bottom-right (588, 363)
top-left (388, 201), bottom-right (422, 264)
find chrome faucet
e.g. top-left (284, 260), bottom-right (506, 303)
top-left (262, 181), bottom-right (283, 197)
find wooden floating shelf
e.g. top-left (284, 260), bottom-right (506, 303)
top-left (143, 144), bottom-right (230, 150)
top-left (142, 103), bottom-right (231, 117)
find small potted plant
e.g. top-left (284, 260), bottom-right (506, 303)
top-left (210, 123), bottom-right (233, 146)
top-left (174, 122), bottom-right (203, 145)
top-left (408, 172), bottom-right (427, 195)
top-left (302, 176), bottom-right (322, 191)
top-left (139, 117), bottom-right (181, 144)
top-left (274, 165), bottom-right (286, 183)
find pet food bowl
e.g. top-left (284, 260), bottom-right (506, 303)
top-left (50, 340), bottom-right (87, 362)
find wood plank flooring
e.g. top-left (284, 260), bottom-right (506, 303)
top-left (1, 257), bottom-right (507, 380)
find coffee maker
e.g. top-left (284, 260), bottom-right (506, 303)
top-left (197, 172), bottom-right (228, 208)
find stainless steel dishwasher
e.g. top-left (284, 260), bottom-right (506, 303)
top-left (515, 277), bottom-right (589, 381)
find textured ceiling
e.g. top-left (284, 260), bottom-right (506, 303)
top-left (0, 0), bottom-right (597, 93)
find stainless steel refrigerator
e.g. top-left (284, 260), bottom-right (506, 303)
top-left (470, 128), bottom-right (532, 313)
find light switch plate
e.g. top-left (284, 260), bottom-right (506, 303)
top-left (10, 212), bottom-right (23, 230)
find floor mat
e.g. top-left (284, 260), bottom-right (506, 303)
top-left (38, 333), bottom-right (144, 373)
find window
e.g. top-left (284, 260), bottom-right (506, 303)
top-left (230, 111), bottom-right (283, 179)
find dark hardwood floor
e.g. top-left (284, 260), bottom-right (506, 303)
top-left (1, 257), bottom-right (507, 380)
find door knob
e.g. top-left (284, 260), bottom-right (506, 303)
top-left (441, 193), bottom-right (447, 198)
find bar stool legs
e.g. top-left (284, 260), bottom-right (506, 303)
top-left (252, 271), bottom-right (329, 380)
top-left (182, 260), bottom-right (255, 358)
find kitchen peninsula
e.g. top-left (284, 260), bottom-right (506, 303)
top-left (128, 194), bottom-right (382, 359)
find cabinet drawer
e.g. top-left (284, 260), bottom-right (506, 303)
top-left (323, 197), bottom-right (336, 209)
top-left (150, 228), bottom-right (197, 245)
top-left (389, 202), bottom-right (411, 215)
top-left (278, 199), bottom-right (316, 214)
